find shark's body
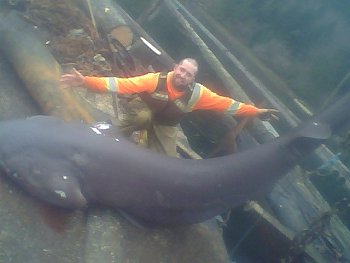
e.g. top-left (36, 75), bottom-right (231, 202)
top-left (0, 93), bottom-right (349, 225)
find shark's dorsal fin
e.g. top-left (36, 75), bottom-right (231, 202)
top-left (296, 121), bottom-right (331, 140)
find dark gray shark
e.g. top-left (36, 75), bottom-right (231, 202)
top-left (0, 93), bottom-right (349, 225)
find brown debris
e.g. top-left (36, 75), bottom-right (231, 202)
top-left (27, 0), bottom-right (112, 76)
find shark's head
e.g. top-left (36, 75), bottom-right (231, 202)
top-left (0, 148), bottom-right (87, 209)
top-left (0, 116), bottom-right (88, 209)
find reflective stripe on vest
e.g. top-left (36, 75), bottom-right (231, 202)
top-left (172, 83), bottom-right (202, 112)
top-left (227, 101), bottom-right (241, 115)
top-left (186, 83), bottom-right (202, 111)
top-left (106, 77), bottom-right (118, 92)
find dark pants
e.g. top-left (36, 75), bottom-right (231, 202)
top-left (117, 96), bottom-right (179, 157)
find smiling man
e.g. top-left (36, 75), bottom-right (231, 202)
top-left (60, 58), bottom-right (277, 157)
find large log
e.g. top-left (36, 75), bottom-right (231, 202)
top-left (136, 0), bottom-right (164, 25)
top-left (0, 52), bottom-right (40, 120)
top-left (77, 0), bottom-right (174, 71)
top-left (0, 11), bottom-right (110, 124)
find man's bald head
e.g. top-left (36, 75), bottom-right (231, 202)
top-left (178, 58), bottom-right (198, 75)
top-left (172, 58), bottom-right (198, 91)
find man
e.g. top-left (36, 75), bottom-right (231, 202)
top-left (60, 58), bottom-right (277, 157)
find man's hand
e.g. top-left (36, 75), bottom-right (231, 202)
top-left (257, 108), bottom-right (279, 121)
top-left (60, 68), bottom-right (85, 88)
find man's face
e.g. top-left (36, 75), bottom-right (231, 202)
top-left (172, 60), bottom-right (197, 91)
